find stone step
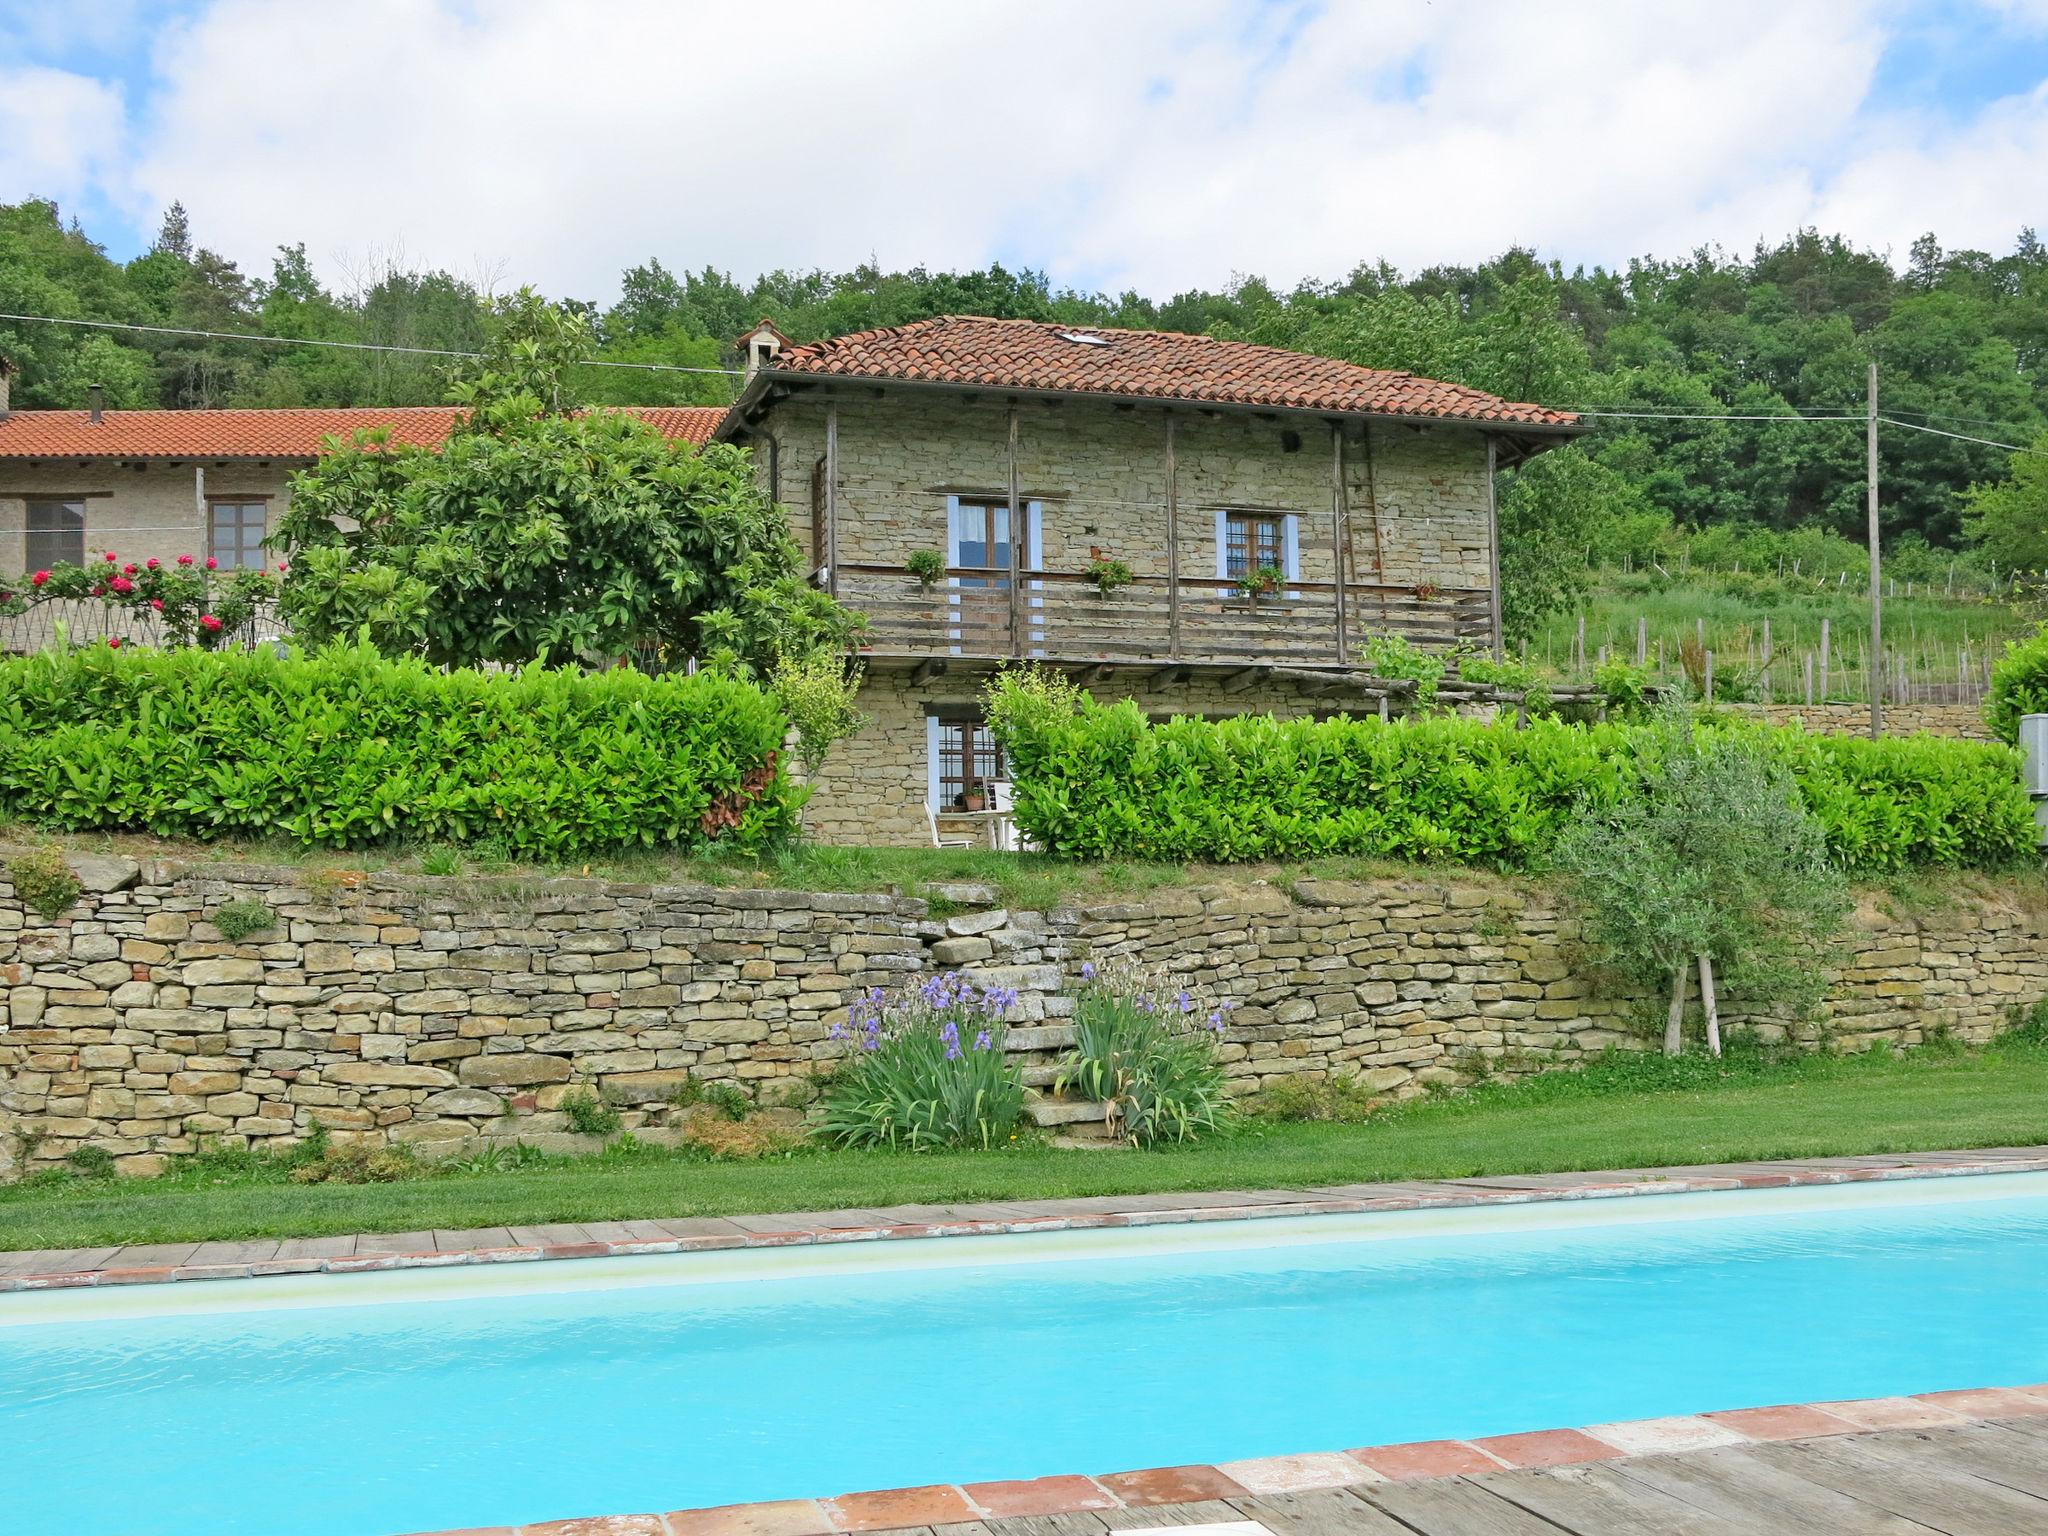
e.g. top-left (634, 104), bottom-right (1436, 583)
top-left (1021, 1062), bottom-right (1062, 1088)
top-left (1048, 1131), bottom-right (1126, 1150)
top-left (1003, 1024), bottom-right (1074, 1054)
top-left (1025, 1093), bottom-right (1108, 1128)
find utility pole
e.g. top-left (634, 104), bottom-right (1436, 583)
top-left (1867, 362), bottom-right (1883, 739)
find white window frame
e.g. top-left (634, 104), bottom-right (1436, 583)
top-left (1214, 509), bottom-right (1300, 596)
top-left (944, 494), bottom-right (1043, 654)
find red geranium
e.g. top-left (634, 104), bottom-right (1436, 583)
top-left (204, 557), bottom-right (218, 570)
top-left (102, 552), bottom-right (117, 563)
top-left (150, 599), bottom-right (164, 612)
top-left (109, 576), bottom-right (134, 594)
top-left (176, 554), bottom-right (194, 567)
top-left (145, 558), bottom-right (160, 570)
top-left (30, 570), bottom-right (49, 588)
top-left (123, 563), bottom-right (137, 575)
top-left (107, 637), bottom-right (122, 649)
top-left (200, 614), bottom-right (223, 633)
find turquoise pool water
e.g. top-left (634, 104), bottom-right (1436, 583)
top-left (6, 1174), bottom-right (2048, 1536)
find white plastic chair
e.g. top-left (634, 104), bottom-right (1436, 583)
top-left (928, 804), bottom-right (974, 849)
top-left (989, 780), bottom-right (1027, 853)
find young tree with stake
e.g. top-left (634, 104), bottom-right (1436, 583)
top-left (1554, 706), bottom-right (1849, 1056)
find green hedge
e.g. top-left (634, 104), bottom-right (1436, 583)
top-left (0, 643), bottom-right (797, 855)
top-left (1987, 621), bottom-right (2048, 744)
top-left (996, 693), bottom-right (2036, 876)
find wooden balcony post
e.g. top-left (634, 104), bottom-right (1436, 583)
top-left (1484, 433), bottom-right (1503, 658)
top-left (825, 404), bottom-right (840, 598)
top-left (1007, 405), bottom-right (1022, 657)
top-left (1331, 421), bottom-right (1348, 664)
top-left (1165, 413), bottom-right (1181, 660)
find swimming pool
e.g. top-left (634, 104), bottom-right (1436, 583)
top-left (7, 1172), bottom-right (2048, 1536)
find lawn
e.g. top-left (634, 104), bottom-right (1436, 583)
top-left (7, 1039), bottom-right (2047, 1252)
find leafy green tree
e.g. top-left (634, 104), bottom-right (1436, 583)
top-left (1495, 447), bottom-right (1645, 644)
top-left (1961, 435), bottom-right (2048, 576)
top-left (276, 294), bottom-right (856, 672)
top-left (1554, 709), bottom-right (1850, 1056)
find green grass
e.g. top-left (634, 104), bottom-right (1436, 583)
top-left (9, 1036), bottom-right (2048, 1251)
top-left (0, 823), bottom-right (1477, 914)
top-left (1531, 570), bottom-right (2035, 699)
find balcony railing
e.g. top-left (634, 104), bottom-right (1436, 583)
top-left (834, 563), bottom-right (1493, 668)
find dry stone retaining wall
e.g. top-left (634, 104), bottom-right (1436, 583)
top-left (2, 855), bottom-right (2043, 1177)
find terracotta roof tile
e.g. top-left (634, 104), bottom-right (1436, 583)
top-left (0, 404), bottom-right (727, 459)
top-left (749, 316), bottom-right (1578, 428)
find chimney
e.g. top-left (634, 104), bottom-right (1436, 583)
top-left (88, 383), bottom-right (104, 424)
top-left (0, 354), bottom-right (12, 418)
top-left (738, 318), bottom-right (791, 382)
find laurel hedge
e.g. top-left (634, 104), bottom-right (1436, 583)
top-left (989, 673), bottom-right (2037, 876)
top-left (0, 642), bottom-right (797, 855)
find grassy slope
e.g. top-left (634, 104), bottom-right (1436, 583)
top-left (1532, 572), bottom-right (2031, 693)
top-left (8, 1042), bottom-right (2047, 1252)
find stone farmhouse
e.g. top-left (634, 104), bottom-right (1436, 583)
top-left (0, 374), bottom-right (723, 575)
top-left (714, 316), bottom-right (1582, 843)
top-left (0, 322), bottom-right (1582, 846)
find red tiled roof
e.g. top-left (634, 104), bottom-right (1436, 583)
top-left (0, 404), bottom-right (727, 459)
top-left (741, 316), bottom-right (1579, 429)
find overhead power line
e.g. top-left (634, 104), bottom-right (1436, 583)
top-left (1880, 416), bottom-right (2047, 457)
top-left (0, 312), bottom-right (2043, 450)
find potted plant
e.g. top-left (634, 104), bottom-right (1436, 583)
top-left (1411, 579), bottom-right (1443, 602)
top-left (1085, 555), bottom-right (1133, 596)
top-left (1236, 563), bottom-right (1285, 601)
top-left (960, 779), bottom-right (988, 812)
top-left (906, 549), bottom-right (946, 587)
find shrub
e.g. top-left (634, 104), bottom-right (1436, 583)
top-left (771, 649), bottom-right (867, 780)
top-left (1057, 959), bottom-right (1232, 1146)
top-left (559, 1087), bottom-right (623, 1138)
top-left (1247, 1074), bottom-right (1380, 1123)
top-left (0, 640), bottom-right (798, 856)
top-left (814, 975), bottom-right (1025, 1150)
top-left (212, 899), bottom-right (276, 941)
top-left (905, 549), bottom-right (947, 586)
top-left (8, 846), bottom-right (80, 918)
top-left (681, 1114), bottom-right (802, 1160)
top-left (1986, 621), bottom-right (2048, 744)
top-left (1456, 651), bottom-right (1553, 716)
top-left (986, 672), bottom-right (2036, 876)
top-left (1358, 632), bottom-right (1448, 705)
top-left (289, 1142), bottom-right (419, 1184)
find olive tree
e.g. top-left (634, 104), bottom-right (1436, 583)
top-left (1553, 708), bottom-right (1850, 1055)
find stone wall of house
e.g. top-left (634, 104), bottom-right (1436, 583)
top-left (753, 390), bottom-right (1496, 603)
top-left (0, 461), bottom-right (296, 575)
top-left (3, 855), bottom-right (2042, 1178)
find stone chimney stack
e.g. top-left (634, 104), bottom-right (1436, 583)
top-left (738, 318), bottom-right (791, 383)
top-left (0, 354), bottom-right (13, 418)
top-left (89, 383), bottom-right (104, 424)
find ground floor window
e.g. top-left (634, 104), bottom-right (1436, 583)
top-left (1222, 510), bottom-right (1284, 579)
top-left (930, 715), bottom-right (1005, 809)
top-left (208, 501), bottom-right (267, 569)
top-left (25, 499), bottom-right (85, 570)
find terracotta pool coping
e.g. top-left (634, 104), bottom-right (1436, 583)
top-left (5, 1144), bottom-right (2048, 1292)
top-left (403, 1388), bottom-right (2048, 1535)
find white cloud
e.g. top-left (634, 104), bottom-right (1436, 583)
top-left (59, 0), bottom-right (2048, 305)
top-left (0, 65), bottom-right (127, 208)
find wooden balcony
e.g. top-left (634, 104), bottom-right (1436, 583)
top-left (835, 563), bottom-right (1493, 670)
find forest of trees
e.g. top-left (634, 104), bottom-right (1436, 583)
top-left (5, 197), bottom-right (2047, 618)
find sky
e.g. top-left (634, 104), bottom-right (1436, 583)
top-left (2, 0), bottom-right (2048, 306)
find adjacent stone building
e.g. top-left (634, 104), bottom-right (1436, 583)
top-left (0, 373), bottom-right (722, 582)
top-left (714, 317), bottom-right (1583, 844)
